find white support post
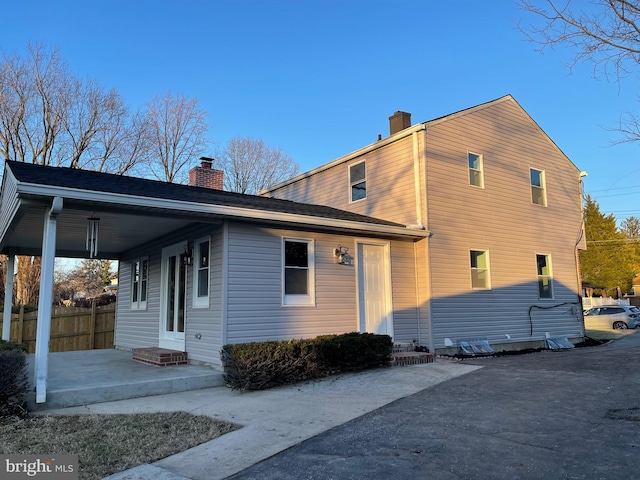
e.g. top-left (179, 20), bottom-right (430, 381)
top-left (34, 197), bottom-right (63, 404)
top-left (1, 254), bottom-right (14, 341)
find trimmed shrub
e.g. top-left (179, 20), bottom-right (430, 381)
top-left (0, 341), bottom-right (28, 417)
top-left (314, 332), bottom-right (393, 372)
top-left (222, 332), bottom-right (393, 391)
top-left (0, 340), bottom-right (27, 352)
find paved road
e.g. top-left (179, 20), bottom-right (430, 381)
top-left (229, 334), bottom-right (640, 480)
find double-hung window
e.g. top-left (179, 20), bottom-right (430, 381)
top-left (530, 168), bottom-right (547, 206)
top-left (470, 250), bottom-right (490, 289)
top-left (131, 257), bottom-right (148, 310)
top-left (282, 238), bottom-right (315, 306)
top-left (349, 161), bottom-right (366, 202)
top-left (193, 237), bottom-right (210, 308)
top-left (468, 152), bottom-right (484, 188)
top-left (536, 254), bottom-right (553, 299)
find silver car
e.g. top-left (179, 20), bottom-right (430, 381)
top-left (583, 305), bottom-right (640, 330)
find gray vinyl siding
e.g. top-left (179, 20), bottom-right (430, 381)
top-left (425, 98), bottom-right (583, 348)
top-left (225, 223), bottom-right (359, 343)
top-left (268, 136), bottom-right (419, 226)
top-left (184, 226), bottom-right (224, 366)
top-left (225, 222), bottom-right (419, 344)
top-left (115, 224), bottom-right (224, 366)
top-left (389, 240), bottom-right (420, 344)
top-left (115, 253), bottom-right (161, 349)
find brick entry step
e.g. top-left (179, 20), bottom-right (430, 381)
top-left (132, 347), bottom-right (188, 367)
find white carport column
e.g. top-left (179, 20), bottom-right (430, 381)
top-left (1, 254), bottom-right (15, 341)
top-left (34, 197), bottom-right (63, 404)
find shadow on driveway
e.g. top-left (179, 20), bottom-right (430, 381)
top-left (230, 333), bottom-right (640, 480)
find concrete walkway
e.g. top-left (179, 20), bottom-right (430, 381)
top-left (228, 333), bottom-right (640, 480)
top-left (40, 360), bottom-right (479, 480)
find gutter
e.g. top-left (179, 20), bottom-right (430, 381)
top-left (14, 182), bottom-right (431, 240)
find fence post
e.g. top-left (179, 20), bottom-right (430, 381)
top-left (89, 299), bottom-right (96, 350)
top-left (17, 305), bottom-right (24, 345)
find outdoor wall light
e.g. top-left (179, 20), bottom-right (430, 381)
top-left (182, 244), bottom-right (193, 266)
top-left (334, 244), bottom-right (353, 265)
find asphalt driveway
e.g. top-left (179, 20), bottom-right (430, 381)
top-left (229, 333), bottom-right (640, 480)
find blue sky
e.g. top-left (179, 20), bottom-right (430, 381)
top-left (2, 0), bottom-right (639, 221)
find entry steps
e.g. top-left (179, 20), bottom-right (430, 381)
top-left (388, 343), bottom-right (436, 367)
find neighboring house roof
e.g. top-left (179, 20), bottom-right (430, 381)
top-left (0, 161), bottom-right (427, 258)
top-left (261, 94), bottom-right (580, 195)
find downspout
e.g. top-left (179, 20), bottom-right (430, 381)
top-left (1, 253), bottom-right (14, 341)
top-left (35, 196), bottom-right (63, 404)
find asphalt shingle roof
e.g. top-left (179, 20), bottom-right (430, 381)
top-left (6, 161), bottom-right (404, 227)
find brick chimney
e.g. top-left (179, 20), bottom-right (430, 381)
top-left (189, 157), bottom-right (224, 190)
top-left (389, 111), bottom-right (411, 135)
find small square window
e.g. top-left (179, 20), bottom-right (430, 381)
top-left (470, 250), bottom-right (490, 289)
top-left (350, 161), bottom-right (366, 202)
top-left (531, 168), bottom-right (547, 206)
top-left (468, 152), bottom-right (483, 188)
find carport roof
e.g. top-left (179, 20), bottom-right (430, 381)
top-left (0, 161), bottom-right (427, 258)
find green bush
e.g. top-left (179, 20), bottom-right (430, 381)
top-left (222, 332), bottom-right (392, 391)
top-left (0, 340), bottom-right (27, 352)
top-left (314, 332), bottom-right (393, 372)
top-left (0, 345), bottom-right (28, 417)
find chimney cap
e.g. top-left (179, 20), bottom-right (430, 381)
top-left (199, 156), bottom-right (214, 168)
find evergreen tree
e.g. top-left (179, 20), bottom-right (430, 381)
top-left (580, 196), bottom-right (638, 296)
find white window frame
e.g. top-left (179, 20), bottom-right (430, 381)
top-left (130, 257), bottom-right (148, 310)
top-left (193, 236), bottom-right (210, 308)
top-left (530, 168), bottom-right (547, 206)
top-left (282, 237), bottom-right (315, 306)
top-left (536, 253), bottom-right (554, 299)
top-left (470, 249), bottom-right (491, 290)
top-left (349, 160), bottom-right (367, 203)
top-left (468, 152), bottom-right (484, 188)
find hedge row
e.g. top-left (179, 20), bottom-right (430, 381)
top-left (0, 340), bottom-right (28, 417)
top-left (221, 332), bottom-right (392, 391)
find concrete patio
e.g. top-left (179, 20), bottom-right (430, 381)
top-left (25, 349), bottom-right (225, 411)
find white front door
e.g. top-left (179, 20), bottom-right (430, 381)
top-left (357, 242), bottom-right (393, 337)
top-left (159, 243), bottom-right (187, 351)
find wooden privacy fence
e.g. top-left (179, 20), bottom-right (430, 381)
top-left (0, 301), bottom-right (115, 353)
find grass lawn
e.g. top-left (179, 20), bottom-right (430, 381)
top-left (0, 412), bottom-right (239, 480)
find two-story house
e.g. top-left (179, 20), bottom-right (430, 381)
top-left (0, 94), bottom-right (585, 403)
top-left (262, 94), bottom-right (586, 353)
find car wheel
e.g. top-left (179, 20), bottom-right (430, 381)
top-left (613, 321), bottom-right (628, 330)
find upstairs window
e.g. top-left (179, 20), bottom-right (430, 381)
top-left (470, 250), bottom-right (490, 289)
top-left (131, 257), bottom-right (148, 310)
top-left (536, 254), bottom-right (553, 299)
top-left (468, 152), bottom-right (484, 188)
top-left (283, 238), bottom-right (315, 306)
top-left (193, 237), bottom-right (210, 308)
top-left (530, 168), bottom-right (547, 206)
top-left (349, 161), bottom-right (366, 202)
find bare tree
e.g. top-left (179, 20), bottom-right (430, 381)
top-left (144, 91), bottom-right (209, 183)
top-left (518, 0), bottom-right (640, 142)
top-left (0, 43), bottom-right (151, 172)
top-left (217, 137), bottom-right (299, 194)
